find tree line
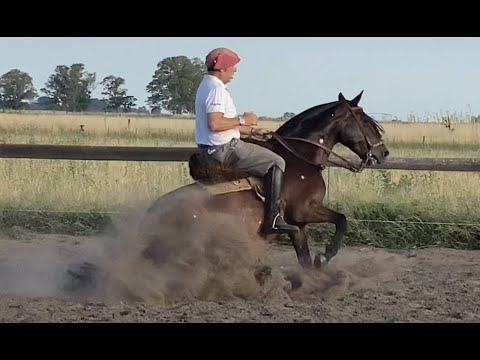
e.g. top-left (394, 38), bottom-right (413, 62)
top-left (0, 56), bottom-right (206, 115)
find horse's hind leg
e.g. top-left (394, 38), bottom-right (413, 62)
top-left (288, 227), bottom-right (313, 269)
top-left (312, 207), bottom-right (347, 268)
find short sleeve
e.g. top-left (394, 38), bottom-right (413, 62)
top-left (205, 88), bottom-right (227, 114)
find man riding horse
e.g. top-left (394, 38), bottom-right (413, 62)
top-left (194, 47), bottom-right (299, 236)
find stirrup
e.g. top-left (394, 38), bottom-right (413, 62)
top-left (273, 214), bottom-right (300, 231)
top-left (261, 214), bottom-right (299, 235)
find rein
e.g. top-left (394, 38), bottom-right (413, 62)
top-left (270, 133), bottom-right (362, 172)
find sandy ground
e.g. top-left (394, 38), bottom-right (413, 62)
top-left (0, 233), bottom-right (479, 323)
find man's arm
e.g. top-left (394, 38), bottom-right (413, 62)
top-left (207, 112), bottom-right (241, 131)
top-left (207, 112), bottom-right (258, 132)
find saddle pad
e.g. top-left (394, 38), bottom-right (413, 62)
top-left (196, 177), bottom-right (265, 202)
top-left (196, 178), bottom-right (253, 195)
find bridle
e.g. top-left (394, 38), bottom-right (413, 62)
top-left (269, 100), bottom-right (384, 173)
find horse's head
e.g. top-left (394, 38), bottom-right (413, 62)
top-left (334, 91), bottom-right (389, 166)
top-left (275, 91), bottom-right (389, 169)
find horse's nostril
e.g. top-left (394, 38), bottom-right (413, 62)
top-left (384, 150), bottom-right (390, 158)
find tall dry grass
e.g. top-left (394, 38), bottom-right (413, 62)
top-left (381, 121), bottom-right (480, 145)
top-left (0, 112), bottom-right (282, 138)
top-left (0, 111), bottom-right (478, 211)
top-left (1, 111), bottom-right (479, 144)
top-left (0, 111), bottom-right (478, 248)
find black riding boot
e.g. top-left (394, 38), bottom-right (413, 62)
top-left (259, 165), bottom-right (300, 235)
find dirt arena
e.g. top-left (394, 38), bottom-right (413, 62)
top-left (0, 232), bottom-right (479, 323)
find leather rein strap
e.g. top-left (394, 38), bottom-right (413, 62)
top-left (270, 133), bottom-right (361, 172)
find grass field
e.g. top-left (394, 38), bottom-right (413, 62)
top-left (0, 111), bottom-right (479, 249)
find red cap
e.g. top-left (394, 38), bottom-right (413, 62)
top-left (205, 47), bottom-right (240, 71)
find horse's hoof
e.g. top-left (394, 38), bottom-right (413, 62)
top-left (313, 253), bottom-right (327, 269)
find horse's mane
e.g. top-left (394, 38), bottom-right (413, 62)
top-left (276, 101), bottom-right (338, 137)
top-left (276, 99), bottom-right (384, 138)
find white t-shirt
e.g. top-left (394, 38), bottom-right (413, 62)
top-left (195, 74), bottom-right (240, 146)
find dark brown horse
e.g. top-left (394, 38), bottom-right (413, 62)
top-left (139, 91), bottom-right (390, 270)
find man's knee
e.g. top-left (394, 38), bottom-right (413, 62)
top-left (273, 156), bottom-right (286, 172)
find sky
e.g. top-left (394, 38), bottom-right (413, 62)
top-left (1, 37), bottom-right (480, 120)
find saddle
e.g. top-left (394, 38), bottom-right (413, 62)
top-left (188, 149), bottom-right (264, 200)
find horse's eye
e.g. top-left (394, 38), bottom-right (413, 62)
top-left (331, 113), bottom-right (335, 117)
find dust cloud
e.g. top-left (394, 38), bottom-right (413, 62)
top-left (0, 185), bottom-right (408, 306)
top-left (61, 186), bottom-right (288, 305)
top-left (280, 247), bottom-right (409, 302)
top-left (0, 243), bottom-right (69, 298)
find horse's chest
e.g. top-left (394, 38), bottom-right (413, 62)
top-left (285, 173), bottom-right (325, 210)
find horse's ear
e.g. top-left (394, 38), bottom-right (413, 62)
top-left (349, 90), bottom-right (364, 107)
top-left (338, 92), bottom-right (347, 102)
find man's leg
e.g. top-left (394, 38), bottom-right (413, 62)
top-left (222, 139), bottom-right (299, 236)
top-left (259, 164), bottom-right (300, 235)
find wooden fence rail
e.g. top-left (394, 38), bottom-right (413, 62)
top-left (0, 144), bottom-right (479, 172)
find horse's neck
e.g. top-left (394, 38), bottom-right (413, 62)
top-left (308, 121), bottom-right (340, 150)
top-left (278, 122), bottom-right (341, 166)
top-left (306, 139), bottom-right (336, 167)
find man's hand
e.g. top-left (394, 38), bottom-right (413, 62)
top-left (242, 111), bottom-right (258, 126)
top-left (251, 127), bottom-right (273, 140)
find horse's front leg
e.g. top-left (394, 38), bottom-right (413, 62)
top-left (313, 206), bottom-right (347, 268)
top-left (288, 226), bottom-right (313, 269)
top-left (291, 204), bottom-right (347, 268)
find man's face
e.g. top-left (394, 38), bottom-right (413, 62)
top-left (220, 65), bottom-right (237, 84)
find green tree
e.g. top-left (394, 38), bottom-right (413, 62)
top-left (0, 69), bottom-right (37, 109)
top-left (146, 55), bottom-right (205, 115)
top-left (41, 63), bottom-right (96, 112)
top-left (100, 75), bottom-right (137, 112)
